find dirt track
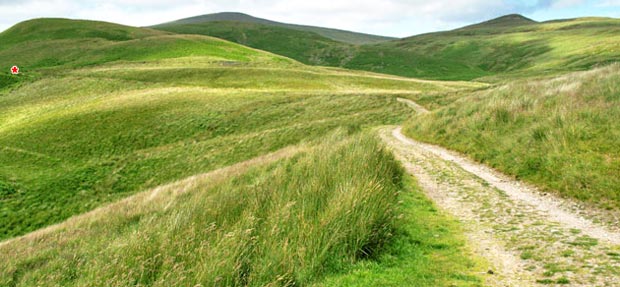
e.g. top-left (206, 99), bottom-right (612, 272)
top-left (381, 124), bottom-right (620, 286)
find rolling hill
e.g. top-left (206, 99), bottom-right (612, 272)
top-left (153, 12), bottom-right (395, 45)
top-left (0, 17), bottom-right (488, 286)
top-left (382, 15), bottom-right (620, 80)
top-left (1, 18), bottom-right (478, 240)
top-left (3, 11), bottom-right (620, 286)
top-left (152, 20), bottom-right (353, 66)
top-left (154, 13), bottom-right (620, 81)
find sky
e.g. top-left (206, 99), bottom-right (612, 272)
top-left (0, 0), bottom-right (619, 37)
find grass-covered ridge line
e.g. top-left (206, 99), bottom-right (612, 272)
top-left (0, 18), bottom-right (292, 78)
top-left (153, 12), bottom-right (395, 45)
top-left (153, 20), bottom-right (352, 67)
top-left (403, 64), bottom-right (620, 210)
top-left (1, 132), bottom-right (404, 286)
top-left (155, 14), bottom-right (620, 81)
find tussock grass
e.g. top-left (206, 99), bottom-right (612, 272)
top-left (404, 64), bottom-right (620, 210)
top-left (314, 177), bottom-right (484, 287)
top-left (0, 132), bottom-right (404, 287)
top-left (0, 75), bottom-right (414, 239)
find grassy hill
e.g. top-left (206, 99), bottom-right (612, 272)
top-left (155, 15), bottom-right (620, 81)
top-left (378, 15), bottom-right (620, 80)
top-left (153, 12), bottom-right (395, 45)
top-left (0, 18), bottom-right (293, 75)
top-left (6, 12), bottom-right (620, 286)
top-left (0, 17), bottom-right (488, 286)
top-left (150, 20), bottom-right (353, 66)
top-left (155, 13), bottom-right (620, 81)
top-left (403, 64), bottom-right (620, 211)
top-left (0, 17), bottom-right (474, 239)
top-left (0, 19), bottom-right (479, 238)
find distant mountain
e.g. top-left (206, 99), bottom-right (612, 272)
top-left (152, 13), bottom-right (620, 81)
top-left (152, 12), bottom-right (395, 45)
top-left (461, 14), bottom-right (537, 29)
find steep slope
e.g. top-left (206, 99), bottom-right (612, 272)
top-left (153, 12), bottom-right (395, 44)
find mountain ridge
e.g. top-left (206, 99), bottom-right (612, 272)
top-left (152, 12), bottom-right (395, 44)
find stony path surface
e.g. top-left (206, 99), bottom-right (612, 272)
top-left (380, 126), bottom-right (620, 287)
top-left (396, 97), bottom-right (429, 114)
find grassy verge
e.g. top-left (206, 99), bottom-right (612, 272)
top-left (404, 64), bottom-right (620, 210)
top-left (314, 176), bottom-right (485, 287)
top-left (1, 132), bottom-right (402, 286)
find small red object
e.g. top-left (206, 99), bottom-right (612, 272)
top-left (11, 66), bottom-right (19, 75)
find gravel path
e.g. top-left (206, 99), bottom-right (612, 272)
top-left (380, 126), bottom-right (620, 286)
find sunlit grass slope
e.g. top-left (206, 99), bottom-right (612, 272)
top-left (0, 133), bottom-right (400, 286)
top-left (404, 64), bottom-right (620, 210)
top-left (0, 18), bottom-right (478, 240)
top-left (387, 15), bottom-right (620, 81)
top-left (0, 18), bottom-right (290, 79)
top-left (153, 20), bottom-right (353, 66)
top-left (0, 132), bottom-right (483, 287)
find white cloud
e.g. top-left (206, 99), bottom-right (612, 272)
top-left (598, 0), bottom-right (620, 6)
top-left (0, 0), bottom-right (608, 37)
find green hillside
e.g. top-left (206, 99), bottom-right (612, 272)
top-left (0, 18), bottom-right (292, 75)
top-left (0, 17), bottom-right (489, 286)
top-left (153, 12), bottom-right (395, 45)
top-left (4, 11), bottom-right (619, 286)
top-left (403, 64), bottom-right (620, 210)
top-left (1, 133), bottom-right (483, 286)
top-left (151, 21), bottom-right (352, 66)
top-left (0, 18), bottom-right (479, 239)
top-left (341, 14), bottom-right (620, 80)
top-left (154, 14), bottom-right (620, 81)
top-left (381, 15), bottom-right (620, 80)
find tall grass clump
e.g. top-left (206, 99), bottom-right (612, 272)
top-left (0, 132), bottom-right (404, 286)
top-left (404, 64), bottom-right (620, 210)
